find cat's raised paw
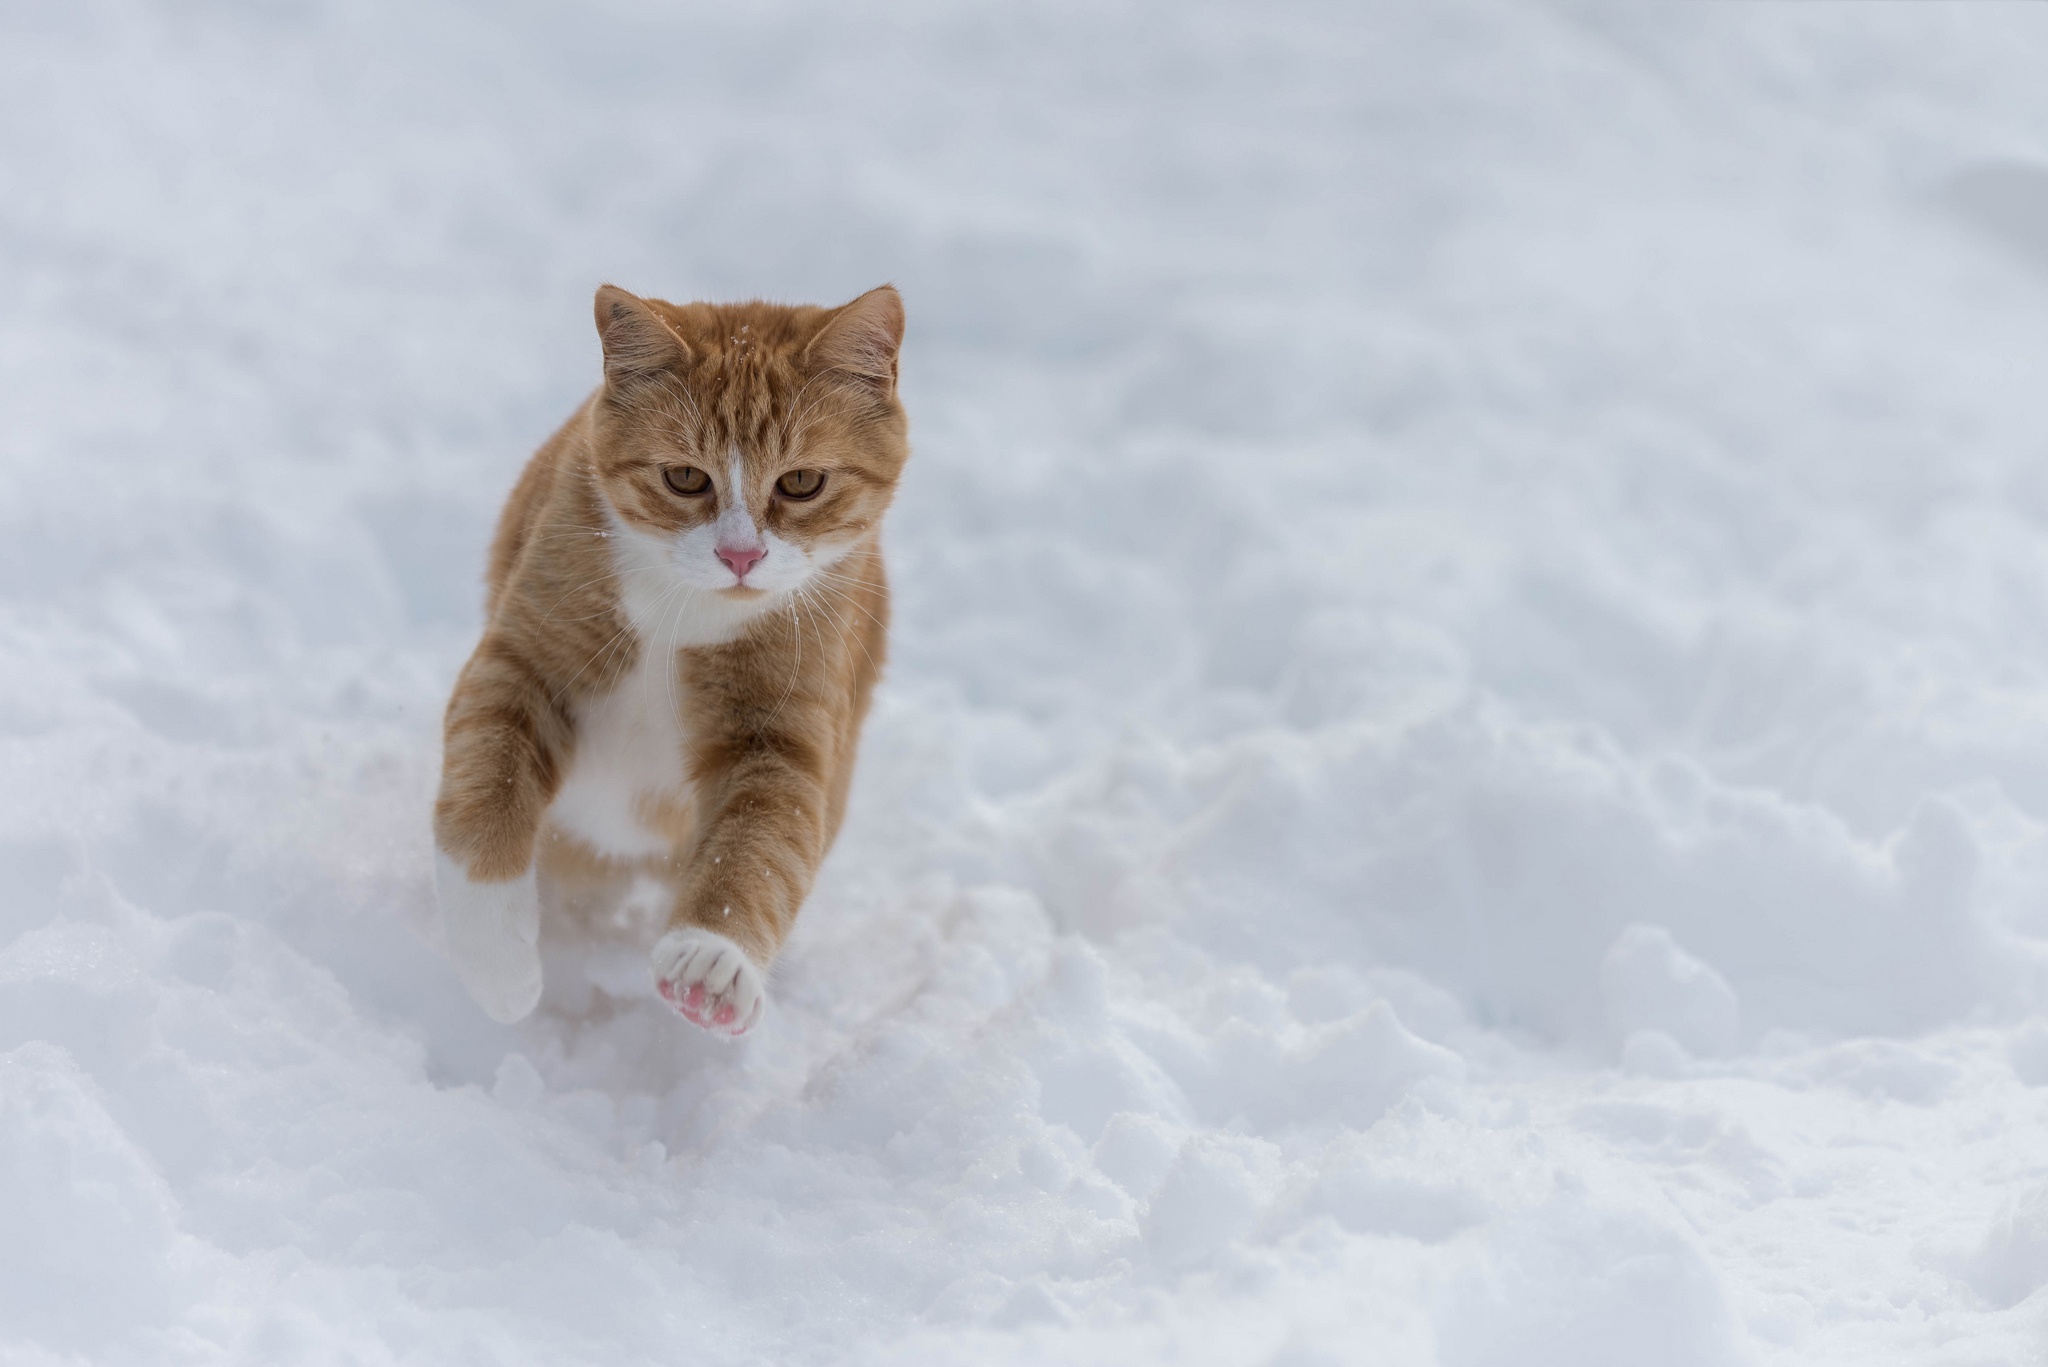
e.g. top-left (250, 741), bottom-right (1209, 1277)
top-left (650, 927), bottom-right (764, 1037)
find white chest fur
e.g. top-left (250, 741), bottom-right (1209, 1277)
top-left (545, 507), bottom-right (784, 859)
top-left (547, 642), bottom-right (692, 858)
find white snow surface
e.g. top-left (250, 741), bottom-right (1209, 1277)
top-left (6, 2), bottom-right (2048, 1362)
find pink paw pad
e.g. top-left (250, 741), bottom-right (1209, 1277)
top-left (650, 929), bottom-right (765, 1038)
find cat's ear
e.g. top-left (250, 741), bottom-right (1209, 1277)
top-left (594, 284), bottom-right (689, 385)
top-left (807, 285), bottom-right (904, 397)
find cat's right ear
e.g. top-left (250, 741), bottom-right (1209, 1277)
top-left (594, 284), bottom-right (689, 386)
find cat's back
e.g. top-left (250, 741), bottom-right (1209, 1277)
top-left (483, 397), bottom-right (598, 617)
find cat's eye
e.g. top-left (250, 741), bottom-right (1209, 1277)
top-left (662, 465), bottom-right (711, 497)
top-left (776, 469), bottom-right (826, 500)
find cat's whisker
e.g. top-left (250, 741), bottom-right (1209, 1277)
top-left (757, 584), bottom-right (809, 737)
top-left (558, 585), bottom-right (660, 696)
top-left (538, 608), bottom-right (627, 627)
top-left (524, 514), bottom-right (674, 623)
top-left (805, 569), bottom-right (893, 638)
top-left (803, 579), bottom-right (886, 683)
top-left (537, 566), bottom-right (630, 622)
top-left (660, 589), bottom-right (685, 744)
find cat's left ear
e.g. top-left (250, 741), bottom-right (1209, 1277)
top-left (807, 285), bottom-right (904, 398)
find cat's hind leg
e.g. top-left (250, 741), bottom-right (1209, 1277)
top-left (436, 855), bottom-right (544, 1024)
top-left (651, 927), bottom-right (765, 1037)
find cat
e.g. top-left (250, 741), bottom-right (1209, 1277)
top-left (431, 283), bottom-right (906, 1034)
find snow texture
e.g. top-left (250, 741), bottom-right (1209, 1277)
top-left (5, 1), bottom-right (2048, 1362)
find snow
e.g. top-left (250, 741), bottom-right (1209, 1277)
top-left (5, 1), bottom-right (2048, 1361)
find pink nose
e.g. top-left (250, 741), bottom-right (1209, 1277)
top-left (717, 544), bottom-right (765, 580)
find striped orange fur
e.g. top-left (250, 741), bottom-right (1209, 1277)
top-left (432, 284), bottom-right (906, 1031)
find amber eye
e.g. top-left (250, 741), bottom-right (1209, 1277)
top-left (776, 469), bottom-right (826, 500)
top-left (662, 465), bottom-right (711, 497)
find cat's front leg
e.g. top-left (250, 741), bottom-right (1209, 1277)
top-left (651, 734), bottom-right (830, 1038)
top-left (432, 639), bottom-right (571, 1024)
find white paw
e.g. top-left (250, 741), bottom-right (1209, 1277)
top-left (651, 927), bottom-right (765, 1037)
top-left (436, 853), bottom-right (544, 1024)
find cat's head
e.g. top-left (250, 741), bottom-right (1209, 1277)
top-left (586, 284), bottom-right (908, 609)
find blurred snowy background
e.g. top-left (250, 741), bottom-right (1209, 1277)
top-left (6, 2), bottom-right (2048, 1362)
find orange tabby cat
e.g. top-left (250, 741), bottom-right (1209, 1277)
top-left (432, 284), bottom-right (906, 1033)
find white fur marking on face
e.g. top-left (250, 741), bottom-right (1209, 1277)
top-left (599, 464), bottom-right (842, 629)
top-left (603, 503), bottom-right (776, 644)
top-left (718, 453), bottom-right (764, 563)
